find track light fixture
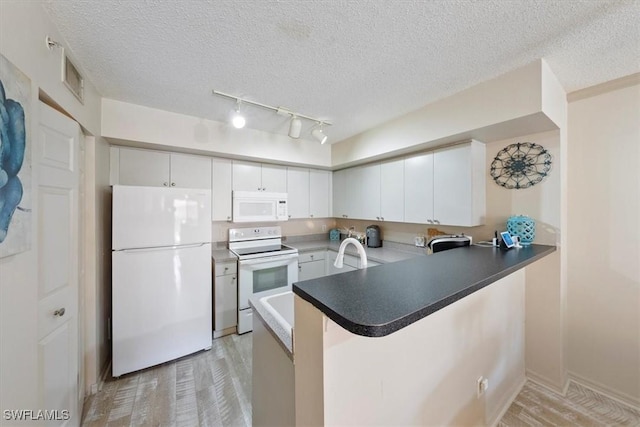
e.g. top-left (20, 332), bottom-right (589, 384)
top-left (288, 116), bottom-right (302, 139)
top-left (212, 90), bottom-right (331, 143)
top-left (231, 100), bottom-right (245, 129)
top-left (312, 123), bottom-right (328, 144)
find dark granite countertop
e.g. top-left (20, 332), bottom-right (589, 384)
top-left (293, 244), bottom-right (555, 337)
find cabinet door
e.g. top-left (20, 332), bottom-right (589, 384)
top-left (233, 160), bottom-right (262, 191)
top-left (343, 167), bottom-right (363, 219)
top-left (214, 273), bottom-right (237, 331)
top-left (433, 144), bottom-right (472, 226)
top-left (287, 167), bottom-right (310, 219)
top-left (309, 169), bottom-right (330, 218)
top-left (404, 152), bottom-right (434, 224)
top-left (380, 159), bottom-right (404, 222)
top-left (360, 163), bottom-right (381, 221)
top-left (433, 142), bottom-right (485, 226)
top-left (212, 158), bottom-right (233, 221)
top-left (119, 147), bottom-right (170, 187)
top-left (261, 164), bottom-right (287, 192)
top-left (298, 260), bottom-right (326, 281)
top-left (332, 169), bottom-right (347, 218)
top-left (170, 153), bottom-right (212, 188)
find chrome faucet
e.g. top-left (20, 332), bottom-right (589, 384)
top-left (334, 237), bottom-right (368, 269)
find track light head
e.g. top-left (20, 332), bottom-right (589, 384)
top-left (231, 101), bottom-right (245, 129)
top-left (312, 124), bottom-right (328, 144)
top-left (288, 116), bottom-right (302, 139)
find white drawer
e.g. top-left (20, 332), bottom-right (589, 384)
top-left (215, 261), bottom-right (237, 276)
top-left (299, 250), bottom-right (326, 263)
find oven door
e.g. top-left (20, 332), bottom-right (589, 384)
top-left (238, 253), bottom-right (299, 310)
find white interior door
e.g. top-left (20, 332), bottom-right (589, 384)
top-left (37, 102), bottom-right (81, 427)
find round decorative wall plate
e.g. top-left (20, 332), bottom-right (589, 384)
top-left (490, 142), bottom-right (552, 189)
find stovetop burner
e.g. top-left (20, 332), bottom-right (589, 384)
top-left (228, 226), bottom-right (298, 260)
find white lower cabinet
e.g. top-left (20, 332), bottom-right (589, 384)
top-left (298, 251), bottom-right (326, 281)
top-left (214, 261), bottom-right (237, 337)
top-left (325, 250), bottom-right (378, 275)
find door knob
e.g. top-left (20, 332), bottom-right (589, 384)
top-left (163, 182), bottom-right (168, 187)
top-left (171, 182), bottom-right (176, 187)
top-left (53, 308), bottom-right (66, 317)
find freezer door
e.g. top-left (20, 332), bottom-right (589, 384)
top-left (112, 243), bottom-right (212, 376)
top-left (113, 185), bottom-right (211, 250)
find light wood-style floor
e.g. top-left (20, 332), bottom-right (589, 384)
top-left (83, 333), bottom-right (640, 426)
top-left (82, 334), bottom-right (252, 427)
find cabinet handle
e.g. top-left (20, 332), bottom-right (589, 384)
top-left (231, 276), bottom-right (236, 281)
top-left (298, 265), bottom-right (302, 270)
top-left (288, 215), bottom-right (291, 218)
top-left (376, 216), bottom-right (380, 220)
top-left (381, 217), bottom-right (385, 221)
top-left (163, 182), bottom-right (168, 187)
top-left (310, 214), bottom-right (314, 218)
top-left (226, 216), bottom-right (231, 221)
top-left (434, 219), bottom-right (440, 224)
top-left (53, 308), bottom-right (66, 317)
top-left (171, 182), bottom-right (176, 187)
top-left (224, 267), bottom-right (229, 271)
top-left (427, 219), bottom-right (433, 224)
top-left (310, 254), bottom-right (314, 260)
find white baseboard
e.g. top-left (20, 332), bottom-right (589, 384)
top-left (489, 376), bottom-right (527, 427)
top-left (525, 369), bottom-right (567, 395)
top-left (213, 326), bottom-right (237, 339)
top-left (567, 371), bottom-right (640, 410)
top-left (87, 360), bottom-right (111, 396)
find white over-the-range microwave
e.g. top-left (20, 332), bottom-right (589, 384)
top-left (232, 191), bottom-right (288, 222)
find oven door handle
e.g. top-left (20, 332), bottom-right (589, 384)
top-left (239, 253), bottom-right (299, 266)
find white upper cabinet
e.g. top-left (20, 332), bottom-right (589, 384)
top-left (261, 164), bottom-right (287, 192)
top-left (309, 169), bottom-right (331, 218)
top-left (404, 152), bottom-right (434, 224)
top-left (287, 167), bottom-right (331, 219)
top-left (433, 141), bottom-right (485, 226)
top-left (170, 153), bottom-right (212, 189)
top-left (336, 140), bottom-right (484, 226)
top-left (380, 159), bottom-right (404, 222)
top-left (333, 167), bottom-right (362, 219)
top-left (360, 163), bottom-right (381, 221)
top-left (115, 147), bottom-right (211, 189)
top-left (117, 148), bottom-right (170, 187)
top-left (342, 159), bottom-right (404, 222)
top-left (232, 160), bottom-right (287, 192)
top-left (286, 167), bottom-right (310, 219)
top-left (212, 157), bottom-right (233, 221)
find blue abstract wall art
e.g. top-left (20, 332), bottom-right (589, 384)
top-left (0, 54), bottom-right (31, 258)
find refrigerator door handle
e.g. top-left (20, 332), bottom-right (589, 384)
top-left (115, 243), bottom-right (208, 253)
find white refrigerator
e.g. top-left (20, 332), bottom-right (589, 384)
top-left (112, 185), bottom-right (212, 377)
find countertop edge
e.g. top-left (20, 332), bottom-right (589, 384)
top-left (249, 297), bottom-right (293, 359)
top-left (293, 245), bottom-right (556, 338)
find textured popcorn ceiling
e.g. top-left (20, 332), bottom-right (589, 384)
top-left (43, 0), bottom-right (640, 144)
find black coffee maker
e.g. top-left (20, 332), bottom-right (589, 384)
top-left (366, 225), bottom-right (382, 248)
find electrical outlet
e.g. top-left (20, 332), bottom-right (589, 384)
top-left (477, 376), bottom-right (489, 397)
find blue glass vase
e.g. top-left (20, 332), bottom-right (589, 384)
top-left (507, 215), bottom-right (536, 246)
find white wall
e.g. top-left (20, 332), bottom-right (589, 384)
top-left (102, 98), bottom-right (332, 168)
top-left (295, 270), bottom-right (527, 426)
top-left (0, 0), bottom-right (104, 410)
top-left (567, 81), bottom-right (640, 405)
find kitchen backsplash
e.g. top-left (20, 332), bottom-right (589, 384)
top-left (212, 218), bottom-right (337, 244)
